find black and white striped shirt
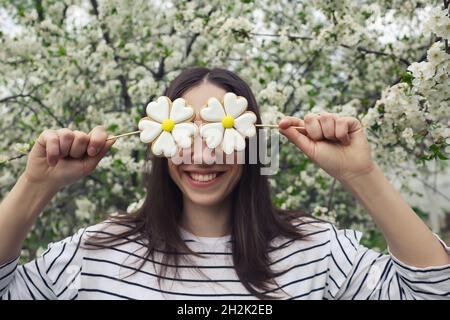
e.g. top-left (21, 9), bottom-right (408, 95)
top-left (1, 219), bottom-right (449, 300)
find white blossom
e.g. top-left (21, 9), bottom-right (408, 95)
top-left (401, 127), bottom-right (415, 149)
top-left (75, 197), bottom-right (96, 221)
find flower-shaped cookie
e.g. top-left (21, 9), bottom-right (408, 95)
top-left (138, 96), bottom-right (197, 157)
top-left (199, 92), bottom-right (257, 154)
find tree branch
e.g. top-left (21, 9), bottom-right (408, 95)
top-left (249, 32), bottom-right (313, 41)
top-left (251, 32), bottom-right (412, 66)
top-left (33, 0), bottom-right (44, 22)
top-left (116, 55), bottom-right (156, 78)
top-left (341, 44), bottom-right (411, 66)
top-left (280, 53), bottom-right (319, 114)
top-left (186, 33), bottom-right (200, 58)
top-left (0, 94), bottom-right (65, 127)
top-left (444, 0), bottom-right (449, 53)
top-left (90, 0), bottom-right (133, 110)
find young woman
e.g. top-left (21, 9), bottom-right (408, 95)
top-left (0, 67), bottom-right (449, 300)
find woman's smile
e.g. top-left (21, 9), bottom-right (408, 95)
top-left (182, 168), bottom-right (227, 188)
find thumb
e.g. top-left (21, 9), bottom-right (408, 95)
top-left (85, 138), bottom-right (116, 170)
top-left (279, 126), bottom-right (315, 158)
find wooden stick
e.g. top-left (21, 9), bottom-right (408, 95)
top-left (106, 124), bottom-right (306, 141)
top-left (106, 130), bottom-right (140, 141)
top-left (255, 124), bottom-right (306, 130)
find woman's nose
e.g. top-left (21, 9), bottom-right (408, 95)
top-left (191, 135), bottom-right (217, 164)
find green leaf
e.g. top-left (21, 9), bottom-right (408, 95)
top-left (361, 98), bottom-right (370, 107)
top-left (108, 123), bottom-right (119, 132)
top-left (412, 206), bottom-right (429, 220)
top-left (362, 11), bottom-right (373, 19)
top-left (298, 11), bottom-right (306, 23)
top-left (57, 46), bottom-right (66, 56)
top-left (74, 114), bottom-right (84, 124)
top-left (401, 71), bottom-right (414, 86)
top-left (196, 60), bottom-right (207, 67)
top-left (429, 144), bottom-right (449, 160)
top-left (264, 65), bottom-right (274, 74)
top-left (17, 4), bottom-right (25, 17)
top-left (31, 114), bottom-right (38, 124)
top-left (429, 144), bottom-right (439, 153)
top-left (163, 47), bottom-right (173, 57)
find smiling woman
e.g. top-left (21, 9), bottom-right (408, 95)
top-left (0, 67), bottom-right (449, 300)
top-left (84, 68), bottom-right (309, 299)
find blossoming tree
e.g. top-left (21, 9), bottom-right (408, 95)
top-left (0, 0), bottom-right (449, 259)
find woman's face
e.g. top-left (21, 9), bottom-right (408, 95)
top-left (167, 82), bottom-right (243, 207)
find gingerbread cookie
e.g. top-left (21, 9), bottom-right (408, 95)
top-left (199, 92), bottom-right (257, 154)
top-left (138, 96), bottom-right (197, 157)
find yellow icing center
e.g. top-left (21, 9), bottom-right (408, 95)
top-left (221, 116), bottom-right (234, 129)
top-left (161, 118), bottom-right (175, 132)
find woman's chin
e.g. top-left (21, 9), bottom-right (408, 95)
top-left (185, 193), bottom-right (227, 207)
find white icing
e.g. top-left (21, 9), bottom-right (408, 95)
top-left (138, 119), bottom-right (163, 143)
top-left (172, 122), bottom-right (198, 149)
top-left (222, 128), bottom-right (245, 154)
top-left (199, 92), bottom-right (257, 154)
top-left (139, 96), bottom-right (197, 157)
top-left (151, 131), bottom-right (177, 157)
top-left (234, 112), bottom-right (257, 137)
top-left (170, 98), bottom-right (194, 123)
top-left (223, 92), bottom-right (247, 118)
top-left (200, 122), bottom-right (225, 149)
top-left (138, 96), bottom-right (198, 157)
top-left (200, 97), bottom-right (226, 122)
top-left (146, 96), bottom-right (170, 122)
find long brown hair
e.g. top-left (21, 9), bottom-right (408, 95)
top-left (85, 67), bottom-right (310, 299)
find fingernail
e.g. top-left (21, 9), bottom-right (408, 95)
top-left (88, 147), bottom-right (97, 156)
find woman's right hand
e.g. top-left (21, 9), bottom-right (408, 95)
top-left (23, 126), bottom-right (116, 190)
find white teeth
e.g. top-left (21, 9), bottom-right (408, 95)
top-left (189, 173), bottom-right (218, 182)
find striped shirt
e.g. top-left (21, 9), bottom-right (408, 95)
top-left (1, 219), bottom-right (449, 300)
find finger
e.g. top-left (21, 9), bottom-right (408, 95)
top-left (304, 113), bottom-right (323, 141)
top-left (318, 112), bottom-right (339, 142)
top-left (36, 129), bottom-right (60, 167)
top-left (278, 116), bottom-right (305, 130)
top-left (57, 128), bottom-right (75, 157)
top-left (87, 125), bottom-right (108, 156)
top-left (69, 130), bottom-right (90, 158)
top-left (33, 129), bottom-right (51, 158)
top-left (343, 116), bottom-right (363, 134)
top-left (84, 137), bottom-right (116, 171)
top-left (335, 117), bottom-right (351, 145)
top-left (279, 126), bottom-right (314, 159)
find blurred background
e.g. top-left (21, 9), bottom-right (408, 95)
top-left (0, 0), bottom-right (449, 261)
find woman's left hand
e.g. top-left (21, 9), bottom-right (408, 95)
top-left (278, 112), bottom-right (376, 182)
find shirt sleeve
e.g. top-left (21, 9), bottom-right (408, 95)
top-left (0, 228), bottom-right (85, 300)
top-left (324, 224), bottom-right (450, 300)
